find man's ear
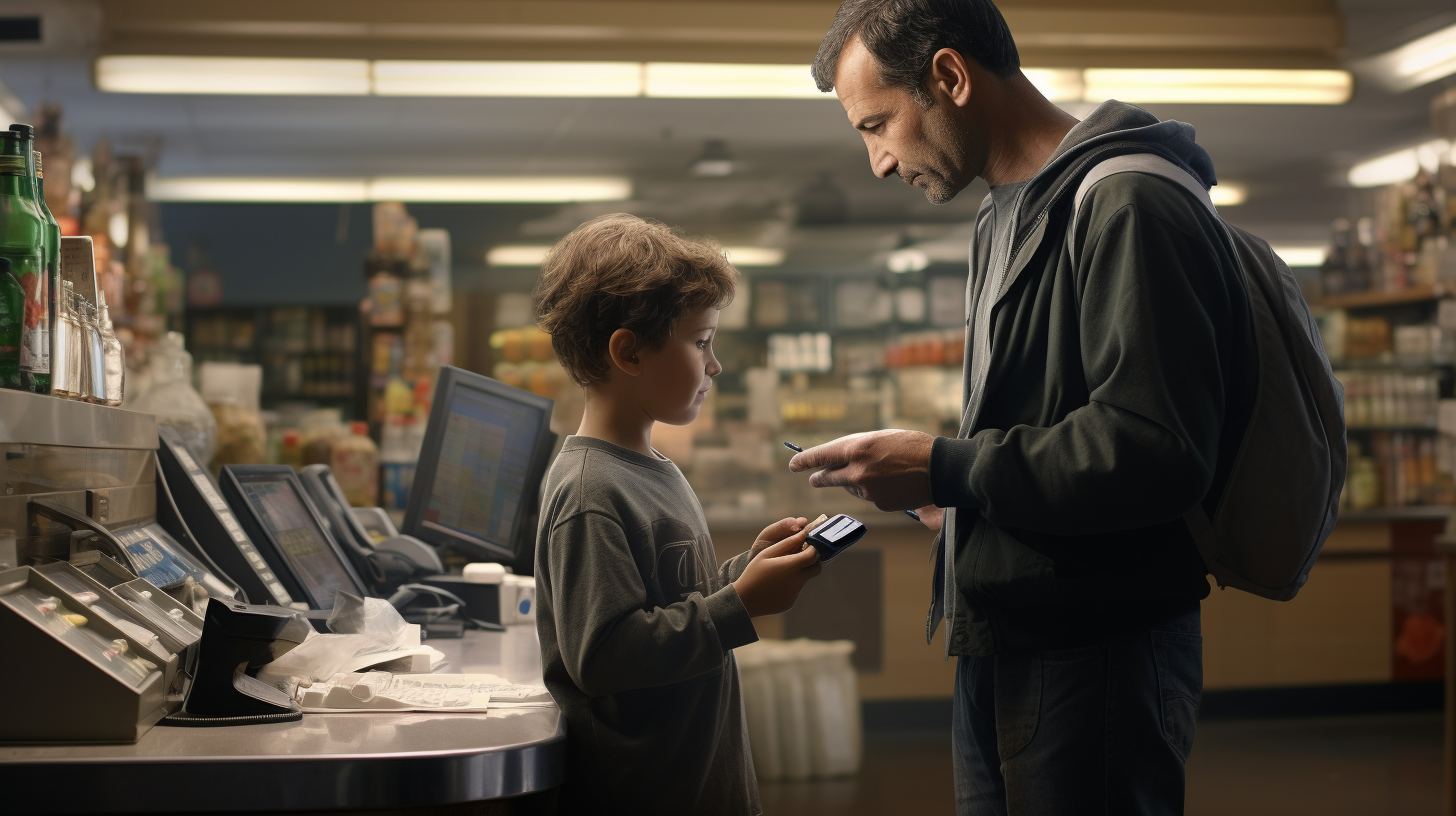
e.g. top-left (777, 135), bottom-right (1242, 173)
top-left (607, 328), bottom-right (642, 377)
top-left (928, 48), bottom-right (974, 107)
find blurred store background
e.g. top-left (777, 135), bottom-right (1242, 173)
top-left (3, 0), bottom-right (1456, 812)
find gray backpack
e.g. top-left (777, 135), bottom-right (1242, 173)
top-left (1069, 154), bottom-right (1347, 601)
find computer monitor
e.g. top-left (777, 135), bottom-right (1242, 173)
top-left (402, 366), bottom-right (555, 562)
top-left (218, 465), bottom-right (369, 610)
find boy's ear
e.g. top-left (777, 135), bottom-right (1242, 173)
top-left (607, 328), bottom-right (642, 377)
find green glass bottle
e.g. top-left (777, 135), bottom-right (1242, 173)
top-left (31, 151), bottom-right (58, 394)
top-left (0, 127), bottom-right (45, 392)
top-left (0, 149), bottom-right (34, 390)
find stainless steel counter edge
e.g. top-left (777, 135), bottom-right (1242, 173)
top-left (3, 719), bottom-right (567, 814)
top-left (0, 389), bottom-right (158, 450)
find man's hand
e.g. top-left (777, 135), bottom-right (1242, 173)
top-left (787, 430), bottom-right (936, 512)
top-left (734, 528), bottom-right (822, 617)
top-left (751, 517), bottom-right (809, 557)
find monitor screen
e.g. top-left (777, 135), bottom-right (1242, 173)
top-left (404, 367), bottom-right (554, 561)
top-left (421, 383), bottom-right (543, 550)
top-left (237, 474), bottom-right (359, 609)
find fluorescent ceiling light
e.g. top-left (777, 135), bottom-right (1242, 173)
top-left (147, 177), bottom-right (369, 202)
top-left (724, 247), bottom-right (784, 267)
top-left (96, 56), bottom-right (371, 95)
top-left (1209, 184), bottom-right (1247, 207)
top-left (1348, 139), bottom-right (1452, 188)
top-left (148, 176), bottom-right (630, 203)
top-left (367, 176), bottom-right (630, 203)
top-left (374, 61), bottom-right (642, 97)
top-left (488, 246), bottom-right (551, 267)
top-left (1023, 69), bottom-right (1083, 103)
top-left (1083, 69), bottom-right (1351, 105)
top-left (93, 56), bottom-right (1354, 106)
top-left (1366, 22), bottom-right (1456, 91)
top-left (645, 63), bottom-right (819, 99)
top-left (1270, 245), bottom-right (1328, 268)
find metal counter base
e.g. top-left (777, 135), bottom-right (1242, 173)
top-left (0, 625), bottom-right (565, 814)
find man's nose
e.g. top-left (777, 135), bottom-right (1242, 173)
top-left (870, 146), bottom-right (898, 180)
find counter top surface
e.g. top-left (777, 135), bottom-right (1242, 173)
top-left (0, 625), bottom-right (565, 813)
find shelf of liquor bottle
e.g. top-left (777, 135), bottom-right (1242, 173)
top-left (1338, 506), bottom-right (1452, 522)
top-left (1314, 284), bottom-right (1454, 310)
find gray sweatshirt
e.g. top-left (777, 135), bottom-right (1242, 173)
top-left (534, 435), bottom-right (761, 815)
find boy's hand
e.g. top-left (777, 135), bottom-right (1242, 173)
top-left (734, 528), bottom-right (822, 618)
top-left (752, 517), bottom-right (809, 557)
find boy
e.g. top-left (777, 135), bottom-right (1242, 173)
top-left (533, 213), bottom-right (823, 815)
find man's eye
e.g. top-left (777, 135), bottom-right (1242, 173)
top-left (697, 340), bottom-right (708, 350)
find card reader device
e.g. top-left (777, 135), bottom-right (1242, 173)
top-left (157, 426), bottom-right (297, 608)
top-left (806, 514), bottom-right (867, 564)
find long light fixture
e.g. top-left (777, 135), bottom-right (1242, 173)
top-left (1348, 139), bottom-right (1452, 188)
top-left (488, 244), bottom-right (783, 267)
top-left (645, 63), bottom-right (820, 99)
top-left (96, 55), bottom-right (1353, 105)
top-left (1270, 245), bottom-right (1328, 268)
top-left (1083, 69), bottom-right (1351, 105)
top-left (148, 176), bottom-right (632, 203)
top-left (1209, 184), bottom-right (1247, 207)
top-left (96, 56), bottom-right (371, 95)
top-left (1364, 22), bottom-right (1456, 92)
top-left (374, 61), bottom-right (642, 97)
top-left (487, 246), bottom-right (552, 267)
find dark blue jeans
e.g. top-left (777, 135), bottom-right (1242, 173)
top-left (951, 605), bottom-right (1202, 816)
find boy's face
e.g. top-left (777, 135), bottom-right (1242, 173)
top-left (636, 306), bottom-right (722, 426)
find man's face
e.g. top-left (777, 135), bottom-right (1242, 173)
top-left (835, 37), bottom-right (977, 204)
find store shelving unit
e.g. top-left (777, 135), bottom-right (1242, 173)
top-left (185, 305), bottom-right (362, 415)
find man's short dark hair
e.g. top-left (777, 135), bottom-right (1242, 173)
top-left (811, 0), bottom-right (1020, 106)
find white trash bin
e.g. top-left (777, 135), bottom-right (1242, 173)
top-left (739, 638), bottom-right (863, 781)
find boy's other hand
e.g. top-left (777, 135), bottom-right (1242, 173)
top-left (751, 517), bottom-right (809, 557)
top-left (734, 528), bottom-right (822, 618)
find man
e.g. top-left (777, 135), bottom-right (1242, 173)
top-left (791, 1), bottom-right (1255, 814)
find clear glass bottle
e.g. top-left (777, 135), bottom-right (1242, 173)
top-left (77, 297), bottom-right (105, 404)
top-left (131, 332), bottom-right (217, 465)
top-left (50, 280), bottom-right (80, 398)
top-left (97, 290), bottom-right (124, 406)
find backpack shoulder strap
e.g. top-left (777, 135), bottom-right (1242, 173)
top-left (1065, 152), bottom-right (1235, 578)
top-left (1067, 153), bottom-right (1219, 270)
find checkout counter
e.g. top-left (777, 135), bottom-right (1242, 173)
top-left (0, 367), bottom-right (567, 814)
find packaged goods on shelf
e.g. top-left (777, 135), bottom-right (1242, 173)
top-left (1333, 370), bottom-right (1440, 428)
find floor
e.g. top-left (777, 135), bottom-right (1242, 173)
top-left (758, 714), bottom-right (1445, 816)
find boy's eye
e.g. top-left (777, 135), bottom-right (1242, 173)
top-left (696, 340), bottom-right (708, 350)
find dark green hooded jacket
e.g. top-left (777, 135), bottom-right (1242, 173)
top-left (928, 101), bottom-right (1256, 657)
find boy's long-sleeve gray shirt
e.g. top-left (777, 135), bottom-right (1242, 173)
top-left (534, 435), bottom-right (761, 816)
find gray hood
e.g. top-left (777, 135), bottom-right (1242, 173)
top-left (1011, 100), bottom-right (1219, 231)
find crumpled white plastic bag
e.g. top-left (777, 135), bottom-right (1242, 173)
top-left (256, 592), bottom-right (415, 689)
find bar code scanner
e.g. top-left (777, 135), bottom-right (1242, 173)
top-left (165, 598), bottom-right (311, 726)
top-left (806, 514), bottom-right (867, 563)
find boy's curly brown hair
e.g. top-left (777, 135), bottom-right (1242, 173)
top-left (534, 214), bottom-right (739, 387)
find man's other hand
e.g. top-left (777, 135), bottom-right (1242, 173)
top-left (787, 430), bottom-right (936, 512)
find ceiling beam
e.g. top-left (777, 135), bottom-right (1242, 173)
top-left (97, 0), bottom-right (1345, 69)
